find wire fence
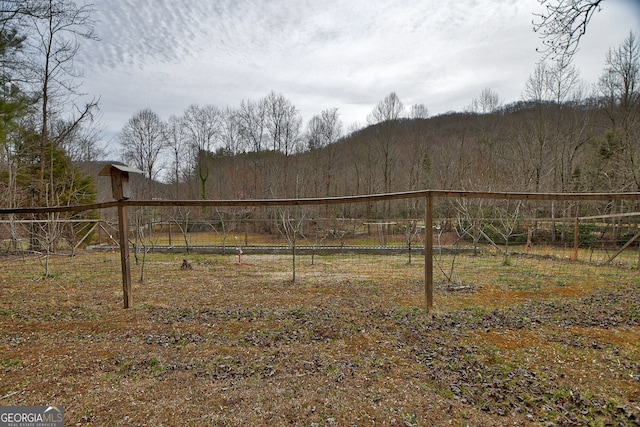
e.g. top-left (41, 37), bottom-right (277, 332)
top-left (1, 190), bottom-right (639, 310)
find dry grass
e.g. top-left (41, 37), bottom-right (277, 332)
top-left (0, 251), bottom-right (638, 426)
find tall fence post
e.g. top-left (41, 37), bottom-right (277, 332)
top-left (425, 193), bottom-right (433, 311)
top-left (117, 202), bottom-right (133, 308)
top-left (99, 164), bottom-right (142, 309)
top-left (572, 217), bottom-right (580, 261)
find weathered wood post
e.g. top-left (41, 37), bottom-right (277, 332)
top-left (99, 164), bottom-right (143, 309)
top-left (425, 193), bottom-right (433, 311)
top-left (571, 217), bottom-right (580, 261)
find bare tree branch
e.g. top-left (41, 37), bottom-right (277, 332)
top-left (533, 0), bottom-right (603, 62)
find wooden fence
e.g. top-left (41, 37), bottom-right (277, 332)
top-left (2, 187), bottom-right (640, 310)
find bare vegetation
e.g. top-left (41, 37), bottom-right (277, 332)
top-left (0, 251), bottom-right (638, 426)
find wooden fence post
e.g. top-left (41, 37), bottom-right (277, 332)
top-left (572, 217), bottom-right (580, 261)
top-left (425, 193), bottom-right (433, 311)
top-left (117, 202), bottom-right (132, 308)
top-left (99, 164), bottom-right (142, 309)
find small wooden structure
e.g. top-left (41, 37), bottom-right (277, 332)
top-left (99, 164), bottom-right (143, 308)
top-left (99, 164), bottom-right (142, 200)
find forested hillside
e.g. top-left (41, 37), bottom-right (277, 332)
top-left (190, 99), bottom-right (636, 202)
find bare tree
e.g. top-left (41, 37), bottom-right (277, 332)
top-left (519, 60), bottom-right (587, 191)
top-left (524, 61), bottom-right (551, 101)
top-left (598, 31), bottom-right (640, 190)
top-left (410, 103), bottom-right (429, 119)
top-left (26, 0), bottom-right (99, 182)
top-left (120, 108), bottom-right (165, 180)
top-left (600, 31), bottom-right (640, 121)
top-left (533, 0), bottom-right (603, 61)
top-left (400, 120), bottom-right (430, 219)
top-left (306, 108), bottom-right (342, 198)
top-left (264, 91), bottom-right (302, 156)
top-left (131, 206), bottom-right (160, 283)
top-left (403, 219), bottom-right (423, 265)
top-left (368, 92), bottom-right (405, 219)
top-left (521, 63), bottom-right (555, 192)
top-left (182, 104), bottom-right (221, 200)
top-left (163, 114), bottom-right (188, 197)
top-left (183, 104), bottom-right (220, 153)
top-left (543, 61), bottom-right (590, 240)
top-left (455, 197), bottom-right (489, 256)
top-left (306, 107), bottom-right (342, 151)
top-left (262, 91), bottom-right (302, 197)
top-left (367, 91), bottom-right (404, 124)
top-left (56, 117), bottom-right (105, 161)
top-left (166, 207), bottom-right (193, 253)
top-left (220, 106), bottom-right (242, 155)
top-left (491, 200), bottom-right (524, 265)
top-left (237, 98), bottom-right (266, 153)
top-left (0, 2), bottom-right (37, 30)
top-left (548, 61), bottom-right (582, 104)
top-left (236, 98), bottom-right (267, 196)
top-left (469, 87), bottom-right (502, 114)
top-left (277, 207), bottom-right (307, 283)
top-left (466, 88), bottom-right (504, 186)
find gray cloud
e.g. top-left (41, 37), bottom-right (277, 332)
top-left (76, 0), bottom-right (640, 136)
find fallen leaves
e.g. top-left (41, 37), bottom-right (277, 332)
top-left (0, 252), bottom-right (638, 425)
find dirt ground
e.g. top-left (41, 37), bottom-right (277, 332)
top-left (0, 252), bottom-right (638, 426)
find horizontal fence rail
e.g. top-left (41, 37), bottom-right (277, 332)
top-left (2, 190), bottom-right (640, 215)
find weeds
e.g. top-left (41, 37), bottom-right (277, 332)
top-left (0, 252), bottom-right (638, 425)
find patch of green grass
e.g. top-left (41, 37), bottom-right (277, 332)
top-left (394, 305), bottom-right (423, 320)
top-left (0, 307), bottom-right (16, 318)
top-left (0, 358), bottom-right (21, 369)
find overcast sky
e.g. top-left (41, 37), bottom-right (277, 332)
top-left (76, 0), bottom-right (640, 145)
